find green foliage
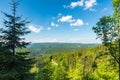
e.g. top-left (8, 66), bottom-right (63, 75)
top-left (52, 66), bottom-right (69, 80)
top-left (82, 73), bottom-right (97, 80)
top-left (0, 0), bottom-right (33, 80)
top-left (1, 0), bottom-right (30, 54)
top-left (0, 48), bottom-right (34, 80)
top-left (0, 46), bottom-right (17, 80)
top-left (112, 0), bottom-right (120, 79)
top-left (112, 0), bottom-right (120, 27)
top-left (92, 1), bottom-right (120, 78)
top-left (32, 45), bottom-right (118, 80)
top-left (34, 56), bottom-right (53, 80)
top-left (92, 16), bottom-right (115, 44)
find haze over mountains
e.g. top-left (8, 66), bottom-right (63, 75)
top-left (28, 43), bottom-right (99, 56)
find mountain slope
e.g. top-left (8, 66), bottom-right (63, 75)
top-left (28, 43), bottom-right (98, 56)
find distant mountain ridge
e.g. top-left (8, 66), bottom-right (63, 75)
top-left (28, 43), bottom-right (99, 56)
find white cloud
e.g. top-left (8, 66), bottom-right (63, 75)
top-left (58, 15), bottom-right (84, 27)
top-left (64, 0), bottom-right (97, 11)
top-left (28, 25), bottom-right (43, 33)
top-left (73, 29), bottom-right (79, 31)
top-left (47, 27), bottom-right (51, 30)
top-left (84, 0), bottom-right (97, 10)
top-left (70, 0), bottom-right (84, 8)
top-left (58, 15), bottom-right (75, 22)
top-left (51, 22), bottom-right (59, 27)
top-left (70, 19), bottom-right (83, 26)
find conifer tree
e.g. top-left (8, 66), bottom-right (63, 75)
top-left (1, 0), bottom-right (30, 54)
top-left (0, 0), bottom-right (33, 80)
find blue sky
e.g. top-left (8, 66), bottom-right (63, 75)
top-left (0, 0), bottom-right (113, 43)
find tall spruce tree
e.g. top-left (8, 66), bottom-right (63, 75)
top-left (0, 0), bottom-right (33, 80)
top-left (2, 0), bottom-right (30, 54)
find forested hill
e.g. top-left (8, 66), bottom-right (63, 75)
top-left (28, 43), bottom-right (99, 56)
top-left (31, 44), bottom-right (118, 80)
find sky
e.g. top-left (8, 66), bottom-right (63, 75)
top-left (0, 0), bottom-right (113, 43)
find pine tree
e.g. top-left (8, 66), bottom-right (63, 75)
top-left (1, 0), bottom-right (30, 54)
top-left (0, 0), bottom-right (33, 80)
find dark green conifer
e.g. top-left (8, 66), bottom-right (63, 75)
top-left (0, 0), bottom-right (33, 80)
